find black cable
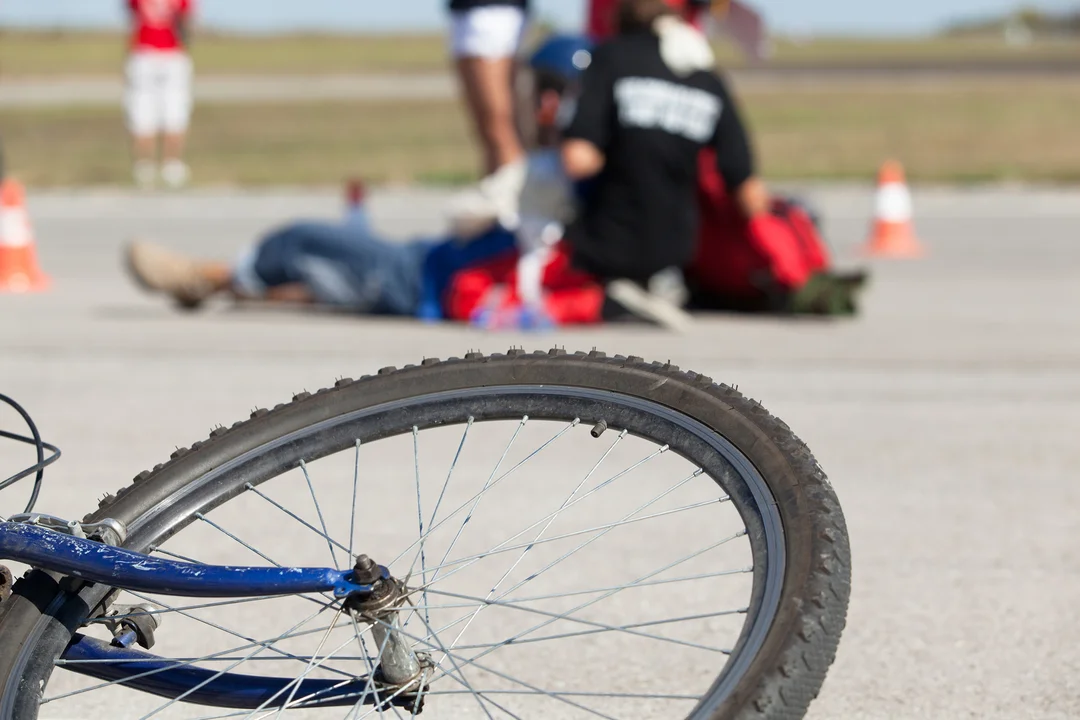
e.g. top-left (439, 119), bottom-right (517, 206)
top-left (0, 394), bottom-right (61, 514)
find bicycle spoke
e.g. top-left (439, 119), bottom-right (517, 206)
top-left (396, 614), bottom-right (495, 720)
top-left (150, 546), bottom-right (206, 564)
top-left (348, 615), bottom-right (386, 720)
top-left (244, 482), bottom-right (352, 558)
top-left (424, 588), bottom-right (735, 655)
top-left (443, 417), bottom-right (598, 652)
top-left (426, 417), bottom-right (473, 548)
top-left (421, 689), bottom-right (698, 700)
top-left (410, 426), bottom-right (430, 628)
top-left (386, 616), bottom-right (617, 720)
top-left (426, 415), bottom-right (530, 580)
top-left (136, 603), bottom-right (336, 719)
top-left (387, 415), bottom-right (575, 573)
top-left (413, 496), bottom-right (724, 589)
top-left (420, 529), bottom-right (746, 668)
top-left (503, 566), bottom-right (753, 605)
top-left (450, 608), bottom-right (745, 651)
top-left (420, 468), bottom-right (707, 648)
top-left (487, 469), bottom-right (704, 602)
top-left (220, 606), bottom-right (346, 720)
top-left (122, 590), bottom-right (357, 681)
top-left (414, 438), bottom-right (668, 588)
top-left (195, 513), bottom-right (282, 567)
top-left (350, 439), bottom-right (361, 557)
top-left (62, 594), bottom-right (323, 630)
top-left (299, 459), bottom-right (340, 568)
top-left (44, 620), bottom-right (355, 704)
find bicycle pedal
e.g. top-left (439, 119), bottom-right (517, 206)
top-left (7, 513), bottom-right (127, 546)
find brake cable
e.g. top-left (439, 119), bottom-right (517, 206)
top-left (0, 393), bottom-right (62, 515)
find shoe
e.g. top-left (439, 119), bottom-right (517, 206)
top-left (788, 271), bottom-right (869, 316)
top-left (133, 160), bottom-right (157, 190)
top-left (161, 160), bottom-right (190, 189)
top-left (605, 278), bottom-right (694, 333)
top-left (647, 267), bottom-right (690, 308)
top-left (125, 239), bottom-right (214, 309)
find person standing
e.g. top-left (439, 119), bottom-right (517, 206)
top-left (449, 0), bottom-right (529, 180)
top-left (125, 0), bottom-right (195, 189)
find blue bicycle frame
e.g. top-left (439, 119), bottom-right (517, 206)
top-left (0, 521), bottom-right (409, 710)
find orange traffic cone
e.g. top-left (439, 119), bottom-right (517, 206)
top-left (862, 161), bottom-right (924, 259)
top-left (0, 178), bottom-right (49, 293)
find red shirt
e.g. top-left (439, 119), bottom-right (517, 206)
top-left (586, 0), bottom-right (702, 40)
top-left (129, 0), bottom-right (192, 52)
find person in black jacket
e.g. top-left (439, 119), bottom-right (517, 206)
top-left (561, 0), bottom-right (763, 285)
top-left (449, 0), bottom-right (530, 178)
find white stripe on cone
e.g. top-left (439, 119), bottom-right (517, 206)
top-left (875, 182), bottom-right (913, 224)
top-left (0, 207), bottom-right (32, 248)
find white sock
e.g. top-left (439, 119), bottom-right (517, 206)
top-left (161, 159), bottom-right (190, 189)
top-left (133, 160), bottom-right (157, 189)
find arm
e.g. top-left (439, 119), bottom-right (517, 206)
top-left (176, 0), bottom-right (193, 48)
top-left (561, 140), bottom-right (605, 181)
top-left (560, 47), bottom-right (615, 181)
top-left (711, 77), bottom-right (768, 219)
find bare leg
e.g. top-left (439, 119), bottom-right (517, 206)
top-left (131, 134), bottom-right (157, 188)
top-left (162, 132), bottom-right (186, 164)
top-left (161, 132), bottom-right (190, 188)
top-left (455, 56), bottom-right (524, 175)
top-left (262, 284), bottom-right (316, 304)
top-left (213, 265), bottom-right (314, 304)
top-left (132, 134), bottom-right (157, 164)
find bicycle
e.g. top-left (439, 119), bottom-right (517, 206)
top-left (0, 349), bottom-right (851, 719)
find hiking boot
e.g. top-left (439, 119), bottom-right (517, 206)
top-left (125, 240), bottom-right (215, 310)
top-left (604, 278), bottom-right (694, 333)
top-left (788, 270), bottom-right (870, 316)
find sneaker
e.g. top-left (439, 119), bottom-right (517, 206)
top-left (161, 160), bottom-right (190, 189)
top-left (133, 160), bottom-right (157, 190)
top-left (605, 278), bottom-right (695, 333)
top-left (125, 240), bottom-right (214, 309)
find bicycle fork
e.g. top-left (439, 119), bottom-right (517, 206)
top-left (0, 517), bottom-right (430, 711)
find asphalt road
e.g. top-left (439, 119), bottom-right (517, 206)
top-left (3, 65), bottom-right (1079, 108)
top-left (2, 186), bottom-right (1080, 718)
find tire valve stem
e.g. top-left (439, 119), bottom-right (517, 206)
top-left (591, 420), bottom-right (608, 438)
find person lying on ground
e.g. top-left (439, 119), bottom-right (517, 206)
top-left (123, 42), bottom-right (653, 329)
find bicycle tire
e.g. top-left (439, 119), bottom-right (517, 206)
top-left (0, 349), bottom-right (850, 720)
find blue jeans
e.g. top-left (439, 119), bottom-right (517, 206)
top-left (235, 222), bottom-right (434, 316)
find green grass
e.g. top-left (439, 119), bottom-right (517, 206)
top-left (3, 80), bottom-right (1079, 187)
top-left (2, 29), bottom-right (1078, 78)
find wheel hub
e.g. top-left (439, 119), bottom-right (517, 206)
top-left (345, 555), bottom-right (431, 708)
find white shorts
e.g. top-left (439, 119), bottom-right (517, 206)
top-left (450, 6), bottom-right (528, 59)
top-left (124, 50), bottom-right (193, 136)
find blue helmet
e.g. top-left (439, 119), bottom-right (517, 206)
top-left (528, 34), bottom-right (595, 84)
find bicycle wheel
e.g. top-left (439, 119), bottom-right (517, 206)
top-left (0, 350), bottom-right (850, 720)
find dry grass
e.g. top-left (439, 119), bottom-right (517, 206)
top-left (2, 80), bottom-right (1079, 187)
top-left (0, 31), bottom-right (452, 77)
top-left (746, 80), bottom-right (1080, 183)
top-left (2, 29), bottom-right (1078, 78)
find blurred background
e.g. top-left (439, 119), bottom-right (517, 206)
top-left (1, 0), bottom-right (1078, 187)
